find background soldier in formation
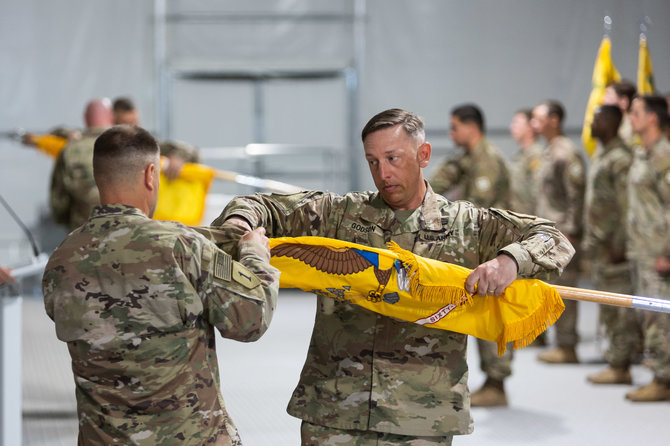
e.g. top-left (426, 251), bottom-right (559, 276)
top-left (602, 80), bottom-right (638, 148)
top-left (430, 104), bottom-right (515, 407)
top-left (624, 95), bottom-right (670, 402)
top-left (42, 125), bottom-right (279, 445)
top-left (212, 108), bottom-right (573, 445)
top-left (582, 105), bottom-right (638, 385)
top-left (509, 109), bottom-right (543, 215)
top-left (531, 100), bottom-right (586, 364)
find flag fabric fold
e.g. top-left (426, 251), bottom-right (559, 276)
top-left (269, 236), bottom-right (565, 355)
top-left (153, 162), bottom-right (215, 226)
top-left (637, 37), bottom-right (655, 95)
top-left (582, 36), bottom-right (621, 157)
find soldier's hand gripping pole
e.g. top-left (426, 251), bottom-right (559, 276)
top-left (554, 285), bottom-right (670, 314)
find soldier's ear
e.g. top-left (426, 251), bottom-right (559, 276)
top-left (144, 163), bottom-right (157, 191)
top-left (417, 142), bottom-right (431, 168)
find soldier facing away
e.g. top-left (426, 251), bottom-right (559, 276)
top-left (211, 108), bottom-right (574, 445)
top-left (42, 125), bottom-right (279, 445)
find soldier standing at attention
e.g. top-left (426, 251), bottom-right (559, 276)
top-left (213, 108), bottom-right (574, 445)
top-left (531, 100), bottom-right (586, 364)
top-left (602, 80), bottom-right (638, 148)
top-left (430, 104), bottom-right (514, 407)
top-left (625, 95), bottom-right (670, 402)
top-left (430, 103), bottom-right (510, 208)
top-left (42, 125), bottom-right (279, 445)
top-left (583, 105), bottom-right (638, 385)
top-left (509, 109), bottom-right (543, 215)
top-left (50, 98), bottom-right (114, 231)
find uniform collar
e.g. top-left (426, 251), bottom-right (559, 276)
top-left (360, 182), bottom-right (443, 231)
top-left (90, 204), bottom-right (149, 219)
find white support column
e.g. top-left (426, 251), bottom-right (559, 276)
top-left (0, 292), bottom-right (22, 446)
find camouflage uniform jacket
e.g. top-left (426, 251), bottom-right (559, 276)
top-left (509, 142), bottom-right (543, 215)
top-left (627, 136), bottom-right (670, 266)
top-left (49, 127), bottom-right (105, 231)
top-left (213, 183), bottom-right (573, 436)
top-left (583, 137), bottom-right (633, 267)
top-left (535, 135), bottom-right (586, 238)
top-left (429, 138), bottom-right (511, 208)
top-left (42, 204), bottom-right (279, 446)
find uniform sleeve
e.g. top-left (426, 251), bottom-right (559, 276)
top-left (470, 155), bottom-right (511, 208)
top-left (477, 209), bottom-right (575, 281)
top-left (178, 232), bottom-right (279, 342)
top-left (429, 158), bottom-right (461, 196)
top-left (211, 191), bottom-right (341, 240)
top-left (561, 155), bottom-right (586, 237)
top-left (49, 151), bottom-right (71, 227)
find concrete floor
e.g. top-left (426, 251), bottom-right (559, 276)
top-left (21, 290), bottom-right (670, 446)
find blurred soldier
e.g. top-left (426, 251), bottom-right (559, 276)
top-left (531, 100), bottom-right (586, 364)
top-left (112, 96), bottom-right (140, 126)
top-left (0, 266), bottom-right (14, 285)
top-left (625, 95), bottom-right (670, 401)
top-left (213, 108), bottom-right (574, 444)
top-left (602, 80), bottom-right (637, 147)
top-left (430, 104), bottom-right (513, 407)
top-left (430, 103), bottom-right (510, 208)
top-left (42, 125), bottom-right (279, 444)
top-left (509, 109), bottom-right (543, 215)
top-left (50, 98), bottom-right (113, 231)
top-left (160, 139), bottom-right (201, 180)
top-left (583, 105), bottom-right (637, 385)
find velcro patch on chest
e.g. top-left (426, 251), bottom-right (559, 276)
top-left (232, 262), bottom-right (261, 289)
top-left (214, 251), bottom-right (232, 281)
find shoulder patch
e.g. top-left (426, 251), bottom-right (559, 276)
top-left (232, 262), bottom-right (261, 289)
top-left (214, 251), bottom-right (232, 281)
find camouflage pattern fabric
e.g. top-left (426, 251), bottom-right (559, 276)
top-left (42, 204), bottom-right (279, 446)
top-left (212, 183), bottom-right (573, 436)
top-left (618, 115), bottom-right (636, 149)
top-left (429, 138), bottom-right (511, 209)
top-left (582, 137), bottom-right (636, 366)
top-left (627, 136), bottom-right (670, 380)
top-left (509, 142), bottom-right (543, 215)
top-left (49, 127), bottom-right (105, 231)
top-left (535, 135), bottom-right (585, 347)
top-left (300, 421), bottom-right (453, 446)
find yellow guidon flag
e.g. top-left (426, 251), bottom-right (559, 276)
top-left (153, 160), bottom-right (215, 226)
top-left (270, 236), bottom-right (565, 356)
top-left (582, 36), bottom-right (621, 157)
top-left (637, 36), bottom-right (655, 94)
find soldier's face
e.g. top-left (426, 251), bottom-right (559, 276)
top-left (114, 110), bottom-right (140, 126)
top-left (530, 105), bottom-right (549, 136)
top-left (629, 98), bottom-right (652, 135)
top-left (449, 116), bottom-right (473, 148)
top-left (364, 125), bottom-right (430, 210)
top-left (509, 113), bottom-right (531, 142)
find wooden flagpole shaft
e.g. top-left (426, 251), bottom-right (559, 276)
top-left (213, 170), bottom-right (303, 194)
top-left (554, 285), bottom-right (670, 314)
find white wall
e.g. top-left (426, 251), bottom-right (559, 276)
top-left (2, 0), bottom-right (670, 263)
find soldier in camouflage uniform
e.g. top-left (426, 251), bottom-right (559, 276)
top-left (430, 104), bottom-right (513, 407)
top-left (509, 109), bottom-right (543, 215)
top-left (430, 104), bottom-right (510, 208)
top-left (582, 105), bottom-right (638, 385)
top-left (602, 81), bottom-right (638, 148)
top-left (213, 109), bottom-right (574, 444)
top-left (531, 100), bottom-right (586, 364)
top-left (50, 98), bottom-right (114, 231)
top-left (42, 125), bottom-right (279, 445)
top-left (625, 95), bottom-right (670, 401)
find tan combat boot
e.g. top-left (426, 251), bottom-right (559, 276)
top-left (537, 346), bottom-right (579, 364)
top-left (587, 367), bottom-right (632, 385)
top-left (470, 377), bottom-right (508, 407)
top-left (625, 379), bottom-right (670, 402)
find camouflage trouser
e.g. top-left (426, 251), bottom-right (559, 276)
top-left (300, 421), bottom-right (453, 446)
top-left (552, 253), bottom-right (580, 347)
top-left (476, 338), bottom-right (513, 380)
top-left (633, 262), bottom-right (670, 381)
top-left (592, 262), bottom-right (640, 368)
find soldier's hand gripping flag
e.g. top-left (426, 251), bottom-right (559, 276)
top-left (582, 36), bottom-right (620, 157)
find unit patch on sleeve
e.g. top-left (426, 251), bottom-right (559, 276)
top-left (232, 262), bottom-right (261, 289)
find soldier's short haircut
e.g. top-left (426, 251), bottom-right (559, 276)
top-left (93, 125), bottom-right (159, 184)
top-left (451, 104), bottom-right (485, 133)
top-left (361, 108), bottom-right (425, 143)
top-left (541, 100), bottom-right (565, 124)
top-left (596, 105), bottom-right (622, 131)
top-left (607, 80), bottom-right (637, 111)
top-left (515, 109), bottom-right (533, 121)
top-left (112, 97), bottom-right (136, 113)
top-left (636, 95), bottom-right (670, 130)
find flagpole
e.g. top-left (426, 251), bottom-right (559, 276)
top-left (212, 169), bottom-right (303, 194)
top-left (554, 285), bottom-right (670, 314)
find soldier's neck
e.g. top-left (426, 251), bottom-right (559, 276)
top-left (641, 127), bottom-right (663, 151)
